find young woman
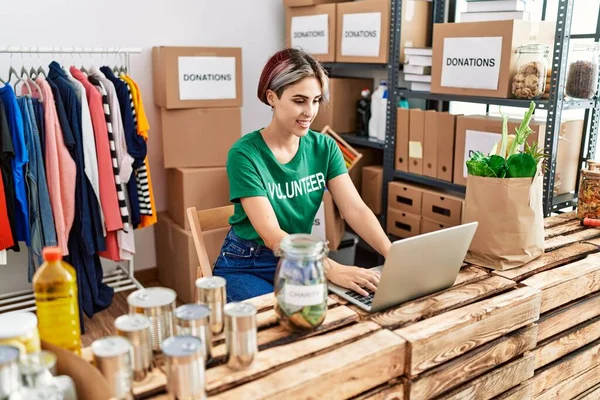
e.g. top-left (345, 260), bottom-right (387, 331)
top-left (213, 48), bottom-right (392, 302)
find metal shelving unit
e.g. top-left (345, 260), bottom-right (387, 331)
top-left (393, 171), bottom-right (466, 194)
top-left (339, 133), bottom-right (386, 150)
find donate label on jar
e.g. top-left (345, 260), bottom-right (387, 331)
top-left (284, 283), bottom-right (326, 307)
top-left (178, 56), bottom-right (237, 101)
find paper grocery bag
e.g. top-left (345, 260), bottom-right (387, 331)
top-left (463, 174), bottom-right (545, 270)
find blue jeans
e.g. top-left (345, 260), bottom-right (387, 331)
top-left (213, 229), bottom-right (279, 302)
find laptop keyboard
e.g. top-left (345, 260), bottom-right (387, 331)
top-left (345, 289), bottom-right (375, 306)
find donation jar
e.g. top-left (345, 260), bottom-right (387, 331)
top-left (274, 234), bottom-right (329, 332)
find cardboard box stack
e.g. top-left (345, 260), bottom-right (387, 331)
top-left (460, 0), bottom-right (531, 23)
top-left (387, 181), bottom-right (464, 239)
top-left (395, 108), bottom-right (457, 182)
top-left (152, 46), bottom-right (243, 303)
top-left (362, 165), bottom-right (383, 215)
top-left (431, 20), bottom-right (555, 98)
top-left (403, 47), bottom-right (432, 92)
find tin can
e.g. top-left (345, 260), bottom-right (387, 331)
top-left (161, 336), bottom-right (206, 400)
top-left (0, 345), bottom-right (20, 399)
top-left (0, 312), bottom-right (41, 355)
top-left (127, 287), bottom-right (177, 352)
top-left (224, 303), bottom-right (258, 371)
top-left (91, 336), bottom-right (133, 400)
top-left (114, 314), bottom-right (153, 381)
top-left (175, 304), bottom-right (212, 361)
top-left (195, 276), bottom-right (226, 336)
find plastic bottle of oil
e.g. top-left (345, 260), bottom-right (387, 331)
top-left (33, 247), bottom-right (82, 355)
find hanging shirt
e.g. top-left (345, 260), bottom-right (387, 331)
top-left (90, 67), bottom-right (135, 260)
top-left (33, 78), bottom-right (76, 256)
top-left (47, 62), bottom-right (105, 254)
top-left (33, 99), bottom-right (45, 163)
top-left (62, 67), bottom-right (106, 236)
top-left (100, 67), bottom-right (145, 228)
top-left (0, 98), bottom-right (19, 252)
top-left (0, 100), bottom-right (13, 251)
top-left (0, 86), bottom-right (30, 245)
top-left (18, 97), bottom-right (42, 278)
top-left (121, 76), bottom-right (157, 228)
top-left (71, 67), bottom-right (123, 234)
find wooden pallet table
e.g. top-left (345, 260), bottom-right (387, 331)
top-left (80, 211), bottom-right (600, 399)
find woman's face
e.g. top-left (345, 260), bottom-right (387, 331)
top-left (269, 77), bottom-right (322, 137)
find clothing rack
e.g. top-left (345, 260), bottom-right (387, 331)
top-left (0, 46), bottom-right (144, 314)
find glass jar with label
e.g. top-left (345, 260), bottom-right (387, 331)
top-left (274, 234), bottom-right (329, 332)
top-left (565, 43), bottom-right (600, 100)
top-left (511, 44), bottom-right (549, 100)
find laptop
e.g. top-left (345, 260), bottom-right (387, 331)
top-left (328, 222), bottom-right (478, 312)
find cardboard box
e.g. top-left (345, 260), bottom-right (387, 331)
top-left (349, 147), bottom-right (384, 190)
top-left (286, 4), bottom-right (337, 62)
top-left (362, 165), bottom-right (383, 215)
top-left (423, 110), bottom-right (438, 178)
top-left (156, 213), bottom-right (228, 304)
top-left (409, 109), bottom-right (425, 174)
top-left (421, 190), bottom-right (464, 226)
top-left (312, 190), bottom-right (345, 251)
top-left (396, 108), bottom-right (410, 172)
top-left (387, 208), bottom-right (421, 238)
top-left (555, 119), bottom-right (584, 195)
top-left (421, 217), bottom-right (452, 234)
top-left (437, 112), bottom-right (456, 182)
top-left (313, 77), bottom-right (374, 132)
top-left (160, 107), bottom-right (241, 168)
top-left (336, 0), bottom-right (390, 63)
top-left (153, 46), bottom-right (243, 109)
top-left (431, 20), bottom-right (555, 98)
top-left (388, 181), bottom-right (422, 214)
top-left (285, 0), bottom-right (345, 7)
top-left (453, 115), bottom-right (544, 186)
top-left (167, 168), bottom-right (231, 230)
top-left (400, 0), bottom-right (432, 64)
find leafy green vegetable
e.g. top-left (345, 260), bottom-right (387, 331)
top-left (499, 112), bottom-right (509, 158)
top-left (466, 152), bottom-right (494, 177)
top-left (507, 101), bottom-right (536, 157)
top-left (487, 155), bottom-right (508, 178)
top-left (525, 141), bottom-right (546, 167)
top-left (507, 153), bottom-right (538, 178)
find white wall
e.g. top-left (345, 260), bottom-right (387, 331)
top-left (0, 0), bottom-right (284, 293)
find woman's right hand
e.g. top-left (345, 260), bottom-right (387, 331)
top-left (326, 263), bottom-right (380, 297)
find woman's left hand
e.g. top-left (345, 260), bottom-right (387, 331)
top-left (327, 264), bottom-right (380, 297)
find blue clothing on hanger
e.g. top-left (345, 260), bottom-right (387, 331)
top-left (0, 86), bottom-right (30, 245)
top-left (47, 62), bottom-right (113, 326)
top-left (100, 67), bottom-right (145, 228)
top-left (33, 99), bottom-right (45, 163)
top-left (0, 98), bottom-right (19, 252)
top-left (27, 98), bottom-right (56, 251)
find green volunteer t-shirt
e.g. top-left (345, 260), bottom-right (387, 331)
top-left (226, 129), bottom-right (348, 245)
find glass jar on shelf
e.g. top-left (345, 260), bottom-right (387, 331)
top-left (565, 43), bottom-right (600, 100)
top-left (511, 44), bottom-right (549, 100)
top-left (274, 234), bottom-right (329, 332)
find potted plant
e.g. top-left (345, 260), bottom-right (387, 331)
top-left (463, 101), bottom-right (546, 270)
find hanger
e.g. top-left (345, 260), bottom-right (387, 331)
top-left (35, 48), bottom-right (47, 79)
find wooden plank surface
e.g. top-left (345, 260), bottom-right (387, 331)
top-left (545, 228), bottom-right (600, 251)
top-left (435, 353), bottom-right (535, 400)
top-left (492, 381), bottom-right (533, 400)
top-left (532, 338), bottom-right (600, 397)
top-left (493, 243), bottom-right (598, 282)
top-left (211, 305), bottom-right (359, 360)
top-left (368, 276), bottom-right (515, 329)
top-left (544, 211), bottom-right (578, 229)
top-left (521, 253), bottom-right (600, 313)
top-left (353, 380), bottom-right (405, 400)
top-left (206, 321), bottom-right (381, 395)
top-left (537, 292), bottom-right (600, 342)
top-left (394, 286), bottom-right (541, 376)
top-left (534, 363), bottom-right (600, 400)
top-left (534, 315), bottom-right (600, 369)
top-left (406, 325), bottom-right (538, 400)
top-left (209, 329), bottom-right (406, 400)
top-left (573, 383), bottom-right (600, 400)
top-left (545, 220), bottom-right (586, 239)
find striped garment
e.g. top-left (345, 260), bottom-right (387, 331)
top-left (123, 82), bottom-right (152, 216)
top-left (89, 76), bottom-right (130, 232)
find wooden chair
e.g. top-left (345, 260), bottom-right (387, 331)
top-left (186, 205), bottom-right (234, 280)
